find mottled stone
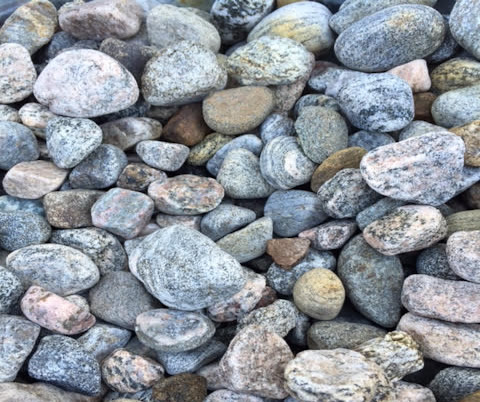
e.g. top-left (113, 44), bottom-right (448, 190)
top-left (78, 323), bottom-right (132, 362)
top-left (129, 225), bottom-right (246, 310)
top-left (188, 133), bottom-right (232, 166)
top-left (147, 4), bottom-right (219, 51)
top-left (227, 35), bottom-right (314, 86)
top-left (432, 84), bottom-right (480, 128)
top-left (152, 373), bottom-right (207, 402)
top-left (398, 120), bottom-right (448, 141)
top-left (117, 163), bottom-right (166, 192)
top-left (431, 58), bottom-right (480, 94)
top-left (447, 230), bottom-right (480, 283)
top-left (204, 390), bottom-right (264, 402)
top-left (142, 41), bottom-right (226, 106)
top-left (28, 335), bottom-right (101, 396)
top-left (348, 131), bottom-right (396, 152)
top-left (0, 105), bottom-right (19, 122)
top-left (34, 49), bottom-right (139, 118)
top-left (338, 235), bottom-right (404, 327)
top-left (201, 204), bottom-right (256, 241)
top-left (19, 103), bottom-right (56, 131)
top-left (0, 314), bottom-right (40, 382)
top-left (0, 267), bottom-right (23, 314)
top-left (219, 325), bottom-right (293, 399)
top-left (417, 244), bottom-right (459, 280)
top-left (388, 59), bottom-right (431, 93)
top-left (266, 238), bottom-right (310, 269)
top-left (360, 132), bottom-right (465, 205)
top-left (70, 144), bottom-right (128, 189)
top-left (294, 94), bottom-right (340, 119)
top-left (299, 219), bottom-right (357, 251)
top-left (136, 140), bottom-right (189, 172)
top-left (0, 211), bottom-right (50, 251)
top-left (102, 349), bottom-right (164, 393)
top-left (334, 5), bottom-right (445, 72)
top-left (284, 349), bottom-right (391, 402)
top-left (59, 0), bottom-right (143, 41)
top-left (447, 210), bottom-right (480, 235)
top-left (44, 190), bottom-right (104, 229)
top-left (450, 0), bottom-right (480, 61)
top-left (450, 120), bottom-right (480, 167)
top-left (89, 271), bottom-right (158, 330)
top-left (101, 117), bottom-right (162, 151)
top-left (364, 206), bottom-right (447, 256)
top-left (270, 72), bottom-right (310, 114)
top-left (162, 103), bottom-right (210, 147)
top-left (429, 367), bottom-right (480, 402)
top-left (260, 113), bottom-right (294, 143)
top-left (337, 73), bottom-right (414, 132)
top-left (0, 195), bottom-right (44, 216)
top-left (397, 313), bottom-right (480, 367)
top-left (394, 381), bottom-right (436, 402)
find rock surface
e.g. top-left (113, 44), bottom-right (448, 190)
top-left (447, 231), bottom-right (480, 283)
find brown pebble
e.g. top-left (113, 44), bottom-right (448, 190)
top-left (162, 103), bottom-right (211, 146)
top-left (266, 238), bottom-right (310, 269)
top-left (414, 92), bottom-right (437, 122)
top-left (450, 120), bottom-right (480, 166)
top-left (152, 373), bottom-right (207, 402)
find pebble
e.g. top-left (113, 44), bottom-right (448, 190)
top-left (294, 93), bottom-right (340, 118)
top-left (129, 225), bottom-right (245, 310)
top-left (117, 163), bottom-right (166, 192)
top-left (364, 205), bottom-right (447, 256)
top-left (141, 41), bottom-right (226, 106)
top-left (204, 390), bottom-right (264, 402)
top-left (156, 339), bottom-right (226, 375)
top-left (211, 0), bottom-right (274, 44)
top-left (7, 243), bottom-right (100, 296)
top-left (417, 244), bottom-right (459, 280)
top-left (162, 103), bottom-right (211, 146)
top-left (147, 4), bottom-right (220, 52)
top-left (337, 73), bottom-right (414, 132)
top-left (77, 323), bottom-right (132, 361)
top-left (0, 195), bottom-right (44, 216)
top-left (394, 381), bottom-right (436, 402)
top-left (334, 5), bottom-right (445, 72)
top-left (188, 133), bottom-right (232, 166)
top-left (28, 335), bottom-right (102, 396)
top-left (266, 238), bottom-right (310, 269)
top-left (307, 321), bottom-right (386, 350)
top-left (0, 267), bottom-right (23, 314)
top-left (431, 57), bottom-right (480, 94)
top-left (69, 144), bottom-right (128, 189)
top-left (135, 140), bottom-right (190, 172)
top-left (447, 210), bottom-right (480, 235)
top-left (260, 136), bottom-right (317, 190)
top-left (152, 373), bottom-right (207, 402)
top-left (447, 230), bottom-right (480, 283)
top-left (0, 314), bottom-right (40, 382)
top-left (0, 105), bottom-right (20, 122)
top-left (247, 1), bottom-right (334, 55)
top-left (0, 0), bottom-right (57, 55)
top-left (450, 120), bottom-right (480, 167)
top-left (284, 349), bottom-right (390, 402)
top-left (429, 367), bottom-right (480, 402)
top-left (46, 117), bottom-right (103, 169)
top-left (338, 234), bottom-right (404, 327)
top-left (101, 349), bottom-right (164, 393)
top-left (318, 168), bottom-right (382, 219)
top-left (0, 211), bottom-right (51, 251)
top-left (0, 382), bottom-right (101, 402)
top-left (299, 219), bottom-right (357, 251)
top-left (450, 0), bottom-right (480, 60)
top-left (216, 217), bottom-right (273, 263)
top-left (34, 49), bottom-right (139, 118)
top-left (20, 285), bottom-right (96, 334)
top-left (260, 113), bottom-right (295, 143)
top-left (101, 117), bottom-right (163, 151)
top-left (201, 204), bottom-right (256, 241)
top-left (219, 325), bottom-right (293, 399)
top-left (89, 271), bottom-right (158, 330)
top-left (397, 312), bottom-right (480, 367)
top-left (348, 130), bottom-right (396, 151)
top-left (432, 84), bottom-right (480, 128)
top-left (227, 35), bottom-right (314, 86)
top-left (148, 174), bottom-right (224, 215)
top-left (43, 189), bottom-right (104, 228)
top-left (387, 59), bottom-right (431, 93)
top-left (0, 44), bottom-right (36, 103)
top-left (17, 103), bottom-right (55, 132)
top-left (360, 132), bottom-right (465, 205)
top-left (399, 120), bottom-right (448, 141)
top-left (156, 213), bottom-right (201, 231)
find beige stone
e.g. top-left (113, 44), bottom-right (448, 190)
top-left (388, 59), bottom-right (431, 93)
top-left (450, 120), bottom-right (480, 166)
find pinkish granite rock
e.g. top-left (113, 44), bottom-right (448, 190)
top-left (363, 206), bottom-right (447, 256)
top-left (21, 285), bottom-right (95, 335)
top-left (0, 44), bottom-right (36, 104)
top-left (2, 161), bottom-right (68, 199)
top-left (447, 230), bottom-right (480, 283)
top-left (148, 175), bottom-right (224, 215)
top-left (393, 381), bottom-right (436, 402)
top-left (59, 0), bottom-right (144, 41)
top-left (101, 349), bottom-right (164, 393)
top-left (397, 313), bottom-right (480, 367)
top-left (219, 325), bottom-right (293, 399)
top-left (91, 188), bottom-right (154, 239)
top-left (388, 59), bottom-right (431, 93)
top-left (299, 219), bottom-right (357, 250)
top-left (34, 49), bottom-right (139, 118)
top-left (401, 274), bottom-right (480, 323)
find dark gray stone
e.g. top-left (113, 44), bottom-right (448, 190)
top-left (260, 113), bottom-right (294, 144)
top-left (293, 94), bottom-right (340, 119)
top-left (356, 198), bottom-right (407, 231)
top-left (0, 121), bottom-right (38, 170)
top-left (0, 267), bottom-right (23, 314)
top-left (0, 211), bottom-right (51, 251)
top-left (398, 121), bottom-right (448, 141)
top-left (46, 31), bottom-right (77, 59)
top-left (348, 131), bottom-right (396, 151)
top-left (429, 367), bottom-right (480, 402)
top-left (416, 244), bottom-right (460, 280)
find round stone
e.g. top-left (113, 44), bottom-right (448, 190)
top-left (135, 309), bottom-right (215, 352)
top-left (147, 4), bottom-right (220, 52)
top-left (450, 0), bottom-right (480, 61)
top-left (201, 204), bottom-right (257, 241)
top-left (450, 120), bottom-right (480, 167)
top-left (0, 211), bottom-right (51, 251)
top-left (203, 86), bottom-right (274, 135)
top-left (395, 381), bottom-right (436, 402)
top-left (447, 231), bottom-right (480, 283)
top-left (431, 58), bottom-right (480, 94)
top-left (148, 175), bottom-right (224, 215)
top-left (416, 244), bottom-right (459, 280)
top-left (0, 43), bottom-right (36, 103)
top-left (101, 117), bottom-right (163, 151)
top-left (136, 140), bottom-right (189, 172)
top-left (34, 49), bottom-right (139, 118)
top-left (141, 41), bottom-right (227, 106)
top-left (334, 5), bottom-right (445, 72)
top-left (18, 103), bottom-right (56, 130)
top-left (356, 198), bottom-right (406, 232)
top-left (0, 266), bottom-right (23, 314)
top-left (0, 121), bottom-right (39, 170)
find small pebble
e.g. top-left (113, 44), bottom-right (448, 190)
top-left (156, 213), bottom-right (202, 231)
top-left (450, 120), bottom-right (480, 167)
top-left (446, 230), bottom-right (480, 283)
top-left (162, 103), bottom-right (211, 146)
top-left (299, 219), bottom-right (357, 251)
top-left (266, 238), bottom-right (310, 269)
top-left (0, 267), bottom-right (23, 314)
top-left (204, 390), bottom-right (264, 402)
top-left (117, 163), bottom-right (166, 192)
top-left (136, 140), bottom-right (189, 172)
top-left (152, 373), bottom-right (207, 402)
top-left (101, 117), bottom-right (162, 151)
top-left (188, 133), bottom-right (232, 166)
top-left (0, 105), bottom-right (20, 122)
top-left (431, 57), bottom-right (480, 94)
top-left (394, 381), bottom-right (436, 402)
top-left (388, 59), bottom-right (431, 93)
top-left (432, 84), bottom-right (480, 128)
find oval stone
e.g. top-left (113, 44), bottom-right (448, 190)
top-left (450, 0), bottom-right (480, 61)
top-left (432, 85), bottom-right (480, 128)
top-left (431, 58), bottom-right (480, 94)
top-left (34, 49), bottom-right (139, 118)
top-left (334, 5), bottom-right (445, 72)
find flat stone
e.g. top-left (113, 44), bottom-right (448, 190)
top-left (447, 230), bottom-right (480, 283)
top-left (59, 0), bottom-right (143, 41)
top-left (136, 140), bottom-right (189, 172)
top-left (360, 132), bottom-right (465, 205)
top-left (28, 335), bottom-right (101, 396)
top-left (348, 131), bottom-right (396, 152)
top-left (429, 367), bottom-right (480, 402)
top-left (0, 314), bottom-right (40, 382)
top-left (3, 160), bottom-right (67, 199)
top-left (101, 349), bottom-right (164, 393)
top-left (0, 267), bottom-right (23, 314)
top-left (450, 0), bottom-right (480, 61)
top-left (101, 117), bottom-right (162, 151)
top-left (299, 219), bottom-right (357, 251)
top-left (0, 211), bottom-right (51, 251)
top-left (227, 35), bottom-right (314, 86)
top-left (398, 120), bottom-right (449, 141)
top-left (129, 225), bottom-right (246, 310)
top-left (432, 84), bottom-right (480, 128)
top-left (89, 271), bottom-right (158, 330)
top-left (417, 244), bottom-right (459, 280)
top-left (388, 59), bottom-right (431, 93)
top-left (142, 41), bottom-right (226, 106)
top-left (363, 205), bottom-right (447, 255)
top-left (431, 57), bottom-right (480, 94)
top-left (397, 313), bottom-right (480, 367)
top-left (0, 0), bottom-right (57, 55)
top-left (338, 234), bottom-right (404, 328)
top-left (219, 325), bottom-right (293, 399)
top-left (44, 190), bottom-right (104, 228)
top-left (201, 204), bottom-right (257, 241)
top-left (266, 238), bottom-right (310, 269)
top-left (334, 5), bottom-right (445, 72)
top-left (162, 103), bottom-right (210, 146)
top-left (450, 120), bottom-right (480, 167)
top-left (152, 373), bottom-right (207, 402)
top-left (156, 214), bottom-right (201, 231)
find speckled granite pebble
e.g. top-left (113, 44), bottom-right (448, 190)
top-left (450, 0), bottom-right (480, 61)
top-left (0, 195), bottom-right (44, 216)
top-left (299, 219), bottom-right (357, 251)
top-left (188, 133), bottom-right (232, 166)
top-left (204, 390), bottom-right (264, 402)
top-left (0, 211), bottom-right (50, 251)
top-left (417, 244), bottom-right (458, 280)
top-left (0, 267), bottom-right (23, 314)
top-left (0, 105), bottom-right (20, 122)
top-left (450, 120), bottom-right (480, 167)
top-left (201, 204), bottom-right (256, 241)
top-left (136, 140), bottom-right (189, 172)
top-left (431, 58), bottom-right (480, 94)
top-left (447, 231), bottom-right (480, 283)
top-left (432, 84), bottom-right (480, 128)
top-left (0, 122), bottom-right (38, 170)
top-left (429, 367), bottom-right (480, 402)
